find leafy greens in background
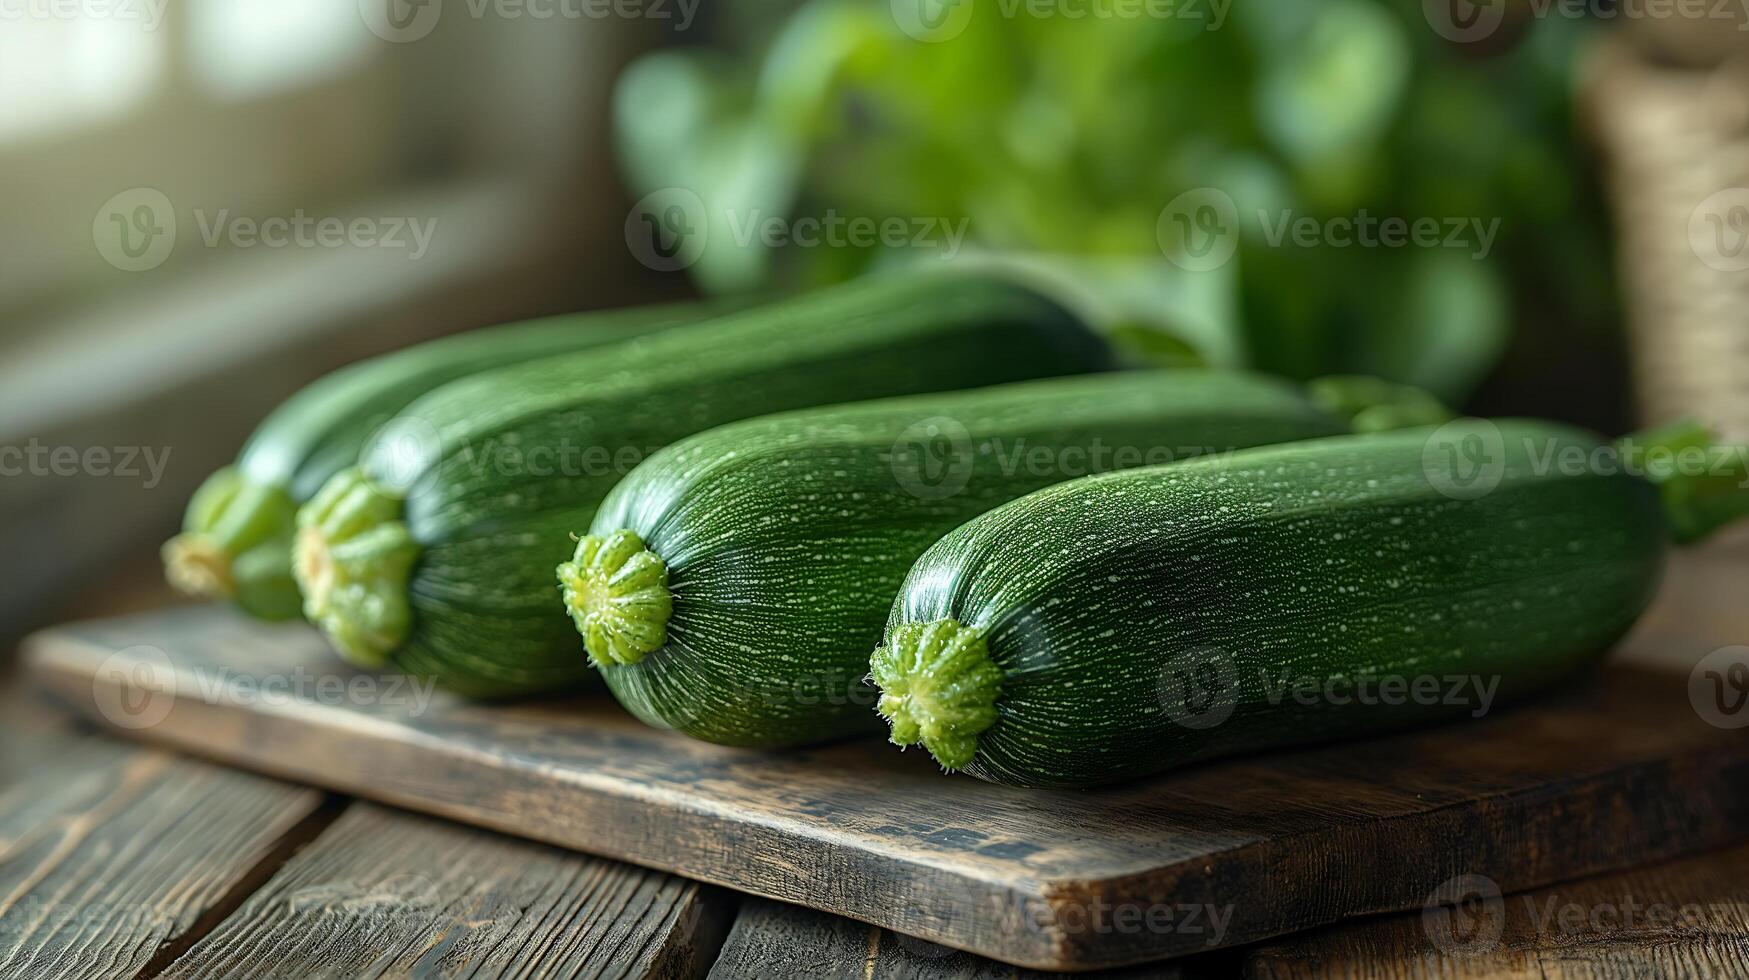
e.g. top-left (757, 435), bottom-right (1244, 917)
top-left (615, 0), bottom-right (1612, 403)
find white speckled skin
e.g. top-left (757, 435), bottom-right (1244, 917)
top-left (883, 422), bottom-right (1668, 788)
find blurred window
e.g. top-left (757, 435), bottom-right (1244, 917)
top-left (0, 2), bottom-right (395, 328)
top-left (0, 0), bottom-right (607, 359)
top-left (0, 14), bottom-right (164, 140)
top-left (187, 0), bottom-right (372, 99)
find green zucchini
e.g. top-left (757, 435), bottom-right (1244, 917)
top-left (294, 272), bottom-right (1111, 695)
top-left (871, 420), bottom-right (1726, 788)
top-left (561, 369), bottom-right (1350, 746)
top-left (163, 300), bottom-right (720, 619)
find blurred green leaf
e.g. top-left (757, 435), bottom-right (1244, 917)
top-left (612, 0), bottom-right (1610, 396)
top-left (1252, 0), bottom-right (1410, 207)
top-left (1364, 250), bottom-right (1511, 399)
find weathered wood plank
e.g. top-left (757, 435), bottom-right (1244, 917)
top-left (23, 547), bottom-right (1749, 970)
top-left (1246, 840), bottom-right (1749, 979)
top-left (155, 802), bottom-right (733, 980)
top-left (0, 732), bottom-right (329, 980)
top-left (707, 898), bottom-right (1224, 980)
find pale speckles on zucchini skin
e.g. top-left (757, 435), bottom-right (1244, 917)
top-left (584, 369), bottom-right (1350, 747)
top-left (880, 421), bottom-right (1668, 788)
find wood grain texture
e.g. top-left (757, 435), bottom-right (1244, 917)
top-left (156, 803), bottom-right (734, 980)
top-left (23, 552), bottom-right (1749, 971)
top-left (1246, 841), bottom-right (1749, 979)
top-left (0, 731), bottom-right (327, 980)
top-left (707, 898), bottom-right (1225, 980)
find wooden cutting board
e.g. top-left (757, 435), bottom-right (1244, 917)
top-left (23, 553), bottom-right (1749, 972)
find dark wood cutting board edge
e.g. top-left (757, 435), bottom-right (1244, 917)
top-left (23, 607), bottom-right (1749, 972)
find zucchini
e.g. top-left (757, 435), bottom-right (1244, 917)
top-left (163, 300), bottom-right (718, 619)
top-left (871, 420), bottom-right (1713, 788)
top-left (561, 369), bottom-right (1350, 746)
top-left (294, 272), bottom-right (1110, 695)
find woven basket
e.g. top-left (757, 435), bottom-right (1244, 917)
top-left (1588, 35), bottom-right (1749, 441)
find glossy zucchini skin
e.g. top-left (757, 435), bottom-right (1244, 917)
top-left (568, 369), bottom-right (1349, 745)
top-left (298, 273), bottom-right (1111, 696)
top-left (873, 422), bottom-right (1668, 788)
top-left (163, 300), bottom-right (715, 619)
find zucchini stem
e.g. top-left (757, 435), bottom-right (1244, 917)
top-left (162, 533), bottom-right (235, 599)
top-left (293, 467), bottom-right (420, 667)
top-left (1306, 375), bottom-right (1454, 433)
top-left (162, 466), bottom-right (302, 619)
top-left (1625, 420), bottom-right (1749, 545)
top-left (870, 619), bottom-right (1002, 771)
top-left (557, 530), bottom-right (673, 667)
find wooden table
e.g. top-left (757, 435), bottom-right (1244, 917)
top-left (4, 548), bottom-right (1748, 979)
